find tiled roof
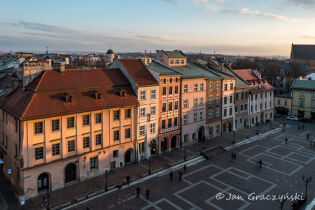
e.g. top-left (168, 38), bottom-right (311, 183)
top-left (0, 69), bottom-right (139, 120)
top-left (147, 61), bottom-right (181, 75)
top-left (291, 44), bottom-right (315, 60)
top-left (291, 79), bottom-right (315, 91)
top-left (163, 50), bottom-right (186, 58)
top-left (234, 69), bottom-right (258, 81)
top-left (119, 59), bottom-right (158, 86)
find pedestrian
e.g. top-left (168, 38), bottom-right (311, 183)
top-left (169, 171), bottom-right (173, 181)
top-left (307, 133), bottom-right (310, 140)
top-left (123, 177), bottom-right (127, 185)
top-left (126, 175), bottom-right (130, 185)
top-left (231, 152), bottom-right (234, 160)
top-left (146, 188), bottom-right (150, 199)
top-left (117, 183), bottom-right (122, 190)
top-left (285, 137), bottom-right (288, 144)
top-left (233, 153), bottom-right (236, 160)
top-left (136, 186), bottom-right (140, 198)
top-left (258, 160), bottom-right (262, 168)
top-left (179, 171), bottom-right (182, 181)
top-left (183, 165), bottom-right (187, 173)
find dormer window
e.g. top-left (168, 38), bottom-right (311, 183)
top-left (64, 93), bottom-right (73, 103)
top-left (93, 91), bottom-right (101, 99)
top-left (119, 89), bottom-right (127, 97)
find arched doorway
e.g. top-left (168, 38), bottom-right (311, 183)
top-left (38, 173), bottom-right (49, 191)
top-left (223, 124), bottom-right (226, 133)
top-left (198, 126), bottom-right (205, 142)
top-left (228, 122), bottom-right (232, 132)
top-left (161, 138), bottom-right (168, 152)
top-left (171, 136), bottom-right (177, 149)
top-left (244, 119), bottom-right (247, 128)
top-left (125, 149), bottom-right (132, 163)
top-left (65, 163), bottom-right (76, 183)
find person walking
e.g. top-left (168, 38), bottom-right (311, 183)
top-left (258, 160), bottom-right (262, 168)
top-left (231, 153), bottom-right (234, 160)
top-left (146, 188), bottom-right (150, 199)
top-left (233, 153), bottom-right (236, 160)
top-left (285, 137), bottom-right (288, 144)
top-left (126, 175), bottom-right (130, 185)
top-left (179, 171), bottom-right (182, 181)
top-left (183, 165), bottom-right (187, 173)
top-left (307, 133), bottom-right (310, 141)
top-left (136, 186), bottom-right (141, 198)
top-left (169, 171), bottom-right (173, 181)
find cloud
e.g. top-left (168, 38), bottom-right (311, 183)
top-left (225, 8), bottom-right (298, 22)
top-left (302, 35), bottom-right (315, 39)
top-left (287, 0), bottom-right (315, 6)
top-left (158, 0), bottom-right (177, 4)
top-left (9, 21), bottom-right (77, 34)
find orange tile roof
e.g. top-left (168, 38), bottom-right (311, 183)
top-left (119, 59), bottom-right (158, 86)
top-left (0, 68), bottom-right (139, 120)
top-left (234, 69), bottom-right (257, 81)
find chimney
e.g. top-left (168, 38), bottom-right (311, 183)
top-left (53, 62), bottom-right (65, 72)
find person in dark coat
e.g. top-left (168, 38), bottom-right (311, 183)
top-left (169, 171), bottom-right (173, 181)
top-left (146, 188), bottom-right (150, 199)
top-left (179, 171), bottom-right (182, 181)
top-left (258, 160), bottom-right (262, 168)
top-left (136, 186), bottom-right (140, 198)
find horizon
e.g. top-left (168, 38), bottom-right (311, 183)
top-left (1, 0), bottom-right (315, 56)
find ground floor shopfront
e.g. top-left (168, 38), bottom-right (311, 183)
top-left (249, 109), bottom-right (274, 127)
top-left (157, 129), bottom-right (180, 153)
top-left (181, 121), bottom-right (206, 146)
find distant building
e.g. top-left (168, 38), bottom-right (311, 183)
top-left (274, 93), bottom-right (292, 116)
top-left (16, 52), bottom-right (33, 58)
top-left (105, 49), bottom-right (115, 64)
top-left (290, 44), bottom-right (315, 72)
top-left (291, 79), bottom-right (315, 120)
top-left (156, 50), bottom-right (187, 67)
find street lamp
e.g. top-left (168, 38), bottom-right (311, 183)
top-left (184, 147), bottom-right (187, 162)
top-left (105, 170), bottom-right (108, 191)
top-left (148, 157), bottom-right (151, 175)
top-left (302, 175), bottom-right (312, 201)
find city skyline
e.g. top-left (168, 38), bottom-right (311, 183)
top-left (1, 0), bottom-right (315, 56)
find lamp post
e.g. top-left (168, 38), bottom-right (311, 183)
top-left (105, 170), bottom-right (108, 191)
top-left (148, 156), bottom-right (151, 175)
top-left (302, 175), bottom-right (312, 201)
top-left (184, 147), bottom-right (187, 162)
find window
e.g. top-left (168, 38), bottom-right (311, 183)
top-left (162, 87), bottom-right (167, 95)
top-left (194, 84), bottom-right (198, 91)
top-left (140, 108), bottom-right (146, 117)
top-left (67, 117), bottom-right (75, 128)
top-left (241, 105), bottom-right (244, 111)
top-left (169, 86), bottom-right (173, 94)
top-left (200, 112), bottom-right (203, 120)
top-left (68, 140), bottom-right (75, 152)
top-left (95, 113), bottom-right (102, 124)
top-left (95, 134), bottom-right (102, 145)
top-left (265, 102), bottom-right (267, 109)
top-left (174, 101), bottom-right (179, 110)
top-left (278, 100), bottom-right (281, 105)
top-left (209, 82), bottom-right (213, 90)
top-left (52, 119), bottom-right (60, 131)
top-left (300, 91), bottom-right (304, 97)
top-left (150, 106), bottom-right (156, 115)
top-left (313, 92), bottom-right (315, 98)
top-left (224, 84), bottom-right (227, 91)
top-left (114, 110), bottom-right (120, 120)
top-left (140, 91), bottom-right (146, 100)
top-left (175, 60), bottom-right (179, 64)
top-left (174, 117), bottom-right (178, 126)
top-left (194, 113), bottom-right (198, 121)
top-left (217, 81), bottom-right (220, 89)
top-left (35, 147), bottom-right (44, 160)
top-left (229, 107), bottom-right (232, 115)
top-left (216, 125), bottom-right (220, 133)
top-left (224, 97), bottom-right (227, 104)
top-left (113, 150), bottom-right (119, 157)
top-left (209, 127), bottom-right (213, 136)
top-left (255, 94), bottom-right (257, 100)
top-left (241, 92), bottom-right (244, 99)
top-left (216, 95), bottom-right (220, 104)
top-left (180, 60), bottom-right (184, 64)
top-left (208, 110), bottom-right (213, 119)
top-left (230, 96), bottom-right (233, 103)
top-left (183, 115), bottom-right (188, 124)
top-left (90, 157), bottom-right (97, 169)
top-left (34, 122), bottom-right (43, 134)
top-left (216, 108), bottom-right (220, 117)
top-left (265, 92), bottom-right (267, 98)
top-left (261, 93), bottom-right (263, 99)
top-left (168, 102), bottom-right (173, 111)
top-left (251, 105), bottom-right (253, 112)
top-left (236, 93), bottom-right (239, 101)
top-left (163, 78), bottom-right (166, 83)
top-left (194, 98), bottom-right (198, 106)
top-left (230, 83), bottom-right (233, 90)
top-left (162, 103), bottom-right (167, 112)
top-left (168, 119), bottom-right (172, 128)
top-left (245, 104), bottom-right (247, 110)
top-left (299, 99), bottom-right (304, 107)
top-left (285, 101), bottom-right (288, 106)
top-left (255, 105), bottom-right (257, 111)
top-left (125, 128), bottom-right (131, 138)
top-left (52, 143), bottom-right (60, 156)
top-left (83, 115), bottom-right (90, 126)
top-left (260, 103), bottom-right (263, 109)
top-left (170, 78), bottom-right (172, 83)
top-left (209, 96), bottom-right (213, 104)
top-left (235, 106), bottom-right (238, 113)
top-left (200, 97), bottom-right (204, 105)
top-left (139, 125), bottom-right (145, 136)
top-left (150, 90), bottom-right (156, 99)
top-left (83, 137), bottom-right (90, 148)
top-left (176, 78), bottom-right (179, 82)
top-left (192, 133), bottom-right (196, 140)
top-left (184, 85), bottom-right (188, 93)
top-left (251, 95), bottom-right (253, 101)
top-left (150, 123), bottom-right (156, 133)
top-left (175, 86), bottom-right (179, 94)
top-left (183, 100), bottom-right (189, 108)
top-left (312, 101), bottom-right (315, 108)
top-left (125, 109), bottom-right (131, 119)
top-left (200, 84), bottom-right (204, 91)
top-left (224, 108), bottom-right (227, 117)
top-left (162, 120), bottom-right (166, 129)
top-left (114, 130), bottom-right (120, 141)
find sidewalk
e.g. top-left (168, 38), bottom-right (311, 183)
top-left (21, 121), bottom-right (281, 210)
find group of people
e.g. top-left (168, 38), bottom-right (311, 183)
top-left (169, 164), bottom-right (187, 182)
top-left (136, 186), bottom-right (150, 199)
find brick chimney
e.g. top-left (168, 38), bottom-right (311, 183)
top-left (22, 61), bottom-right (52, 90)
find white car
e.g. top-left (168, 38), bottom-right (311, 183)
top-left (286, 116), bottom-right (299, 121)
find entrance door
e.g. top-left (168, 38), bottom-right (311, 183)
top-left (161, 138), bottom-right (167, 152)
top-left (228, 122), bottom-right (232, 132)
top-left (171, 136), bottom-right (177, 149)
top-left (125, 149), bottom-right (131, 163)
top-left (198, 126), bottom-right (205, 142)
top-left (65, 163), bottom-right (76, 183)
top-left (38, 173), bottom-right (49, 191)
top-left (244, 119), bottom-right (247, 128)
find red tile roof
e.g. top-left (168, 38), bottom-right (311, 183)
top-left (234, 69), bottom-right (257, 81)
top-left (119, 59), bottom-right (158, 86)
top-left (0, 69), bottom-right (138, 120)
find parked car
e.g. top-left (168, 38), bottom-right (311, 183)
top-left (286, 116), bottom-right (299, 121)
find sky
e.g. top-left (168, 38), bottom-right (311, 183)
top-left (1, 0), bottom-right (315, 56)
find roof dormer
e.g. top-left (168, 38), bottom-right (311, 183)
top-left (64, 93), bottom-right (73, 103)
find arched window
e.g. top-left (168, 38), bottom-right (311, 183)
top-left (38, 173), bottom-right (49, 191)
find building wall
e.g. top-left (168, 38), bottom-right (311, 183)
top-left (234, 88), bottom-right (250, 129)
top-left (221, 79), bottom-right (235, 133)
top-left (274, 96), bottom-right (292, 115)
top-left (292, 89), bottom-right (315, 118)
top-left (158, 75), bottom-right (181, 152)
top-left (181, 78), bottom-right (206, 145)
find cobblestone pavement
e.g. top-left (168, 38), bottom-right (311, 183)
top-left (67, 120), bottom-right (315, 210)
